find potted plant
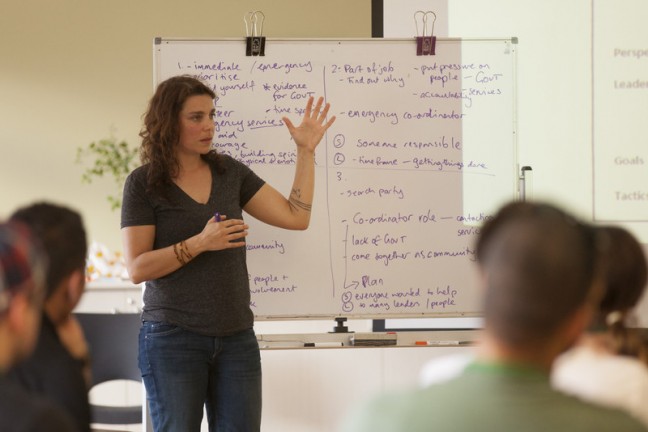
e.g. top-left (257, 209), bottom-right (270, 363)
top-left (75, 135), bottom-right (139, 211)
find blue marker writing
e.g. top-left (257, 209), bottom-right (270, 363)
top-left (214, 212), bottom-right (221, 222)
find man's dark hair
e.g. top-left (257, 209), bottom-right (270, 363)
top-left (476, 201), bottom-right (600, 346)
top-left (10, 202), bottom-right (87, 299)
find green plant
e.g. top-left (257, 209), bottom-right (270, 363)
top-left (76, 136), bottom-right (139, 210)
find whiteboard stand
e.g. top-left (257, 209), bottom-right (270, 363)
top-left (330, 317), bottom-right (353, 333)
top-left (519, 166), bottom-right (533, 201)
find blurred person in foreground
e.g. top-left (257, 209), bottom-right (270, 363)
top-left (0, 221), bottom-right (77, 431)
top-left (7, 202), bottom-right (90, 432)
top-left (552, 225), bottom-right (648, 427)
top-left (340, 201), bottom-right (647, 432)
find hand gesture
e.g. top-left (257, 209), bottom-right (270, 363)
top-left (283, 96), bottom-right (336, 153)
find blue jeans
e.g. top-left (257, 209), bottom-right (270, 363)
top-left (138, 322), bottom-right (262, 432)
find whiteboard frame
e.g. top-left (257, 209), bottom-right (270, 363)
top-left (153, 37), bottom-right (519, 321)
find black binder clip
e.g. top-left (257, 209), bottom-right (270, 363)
top-left (415, 11), bottom-right (437, 56)
top-left (245, 11), bottom-right (266, 56)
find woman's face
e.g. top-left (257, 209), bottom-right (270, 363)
top-left (177, 94), bottom-right (215, 155)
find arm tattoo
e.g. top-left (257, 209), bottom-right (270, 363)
top-left (289, 189), bottom-right (312, 212)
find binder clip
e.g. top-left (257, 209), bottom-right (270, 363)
top-left (245, 11), bottom-right (266, 56)
top-left (414, 11), bottom-right (436, 56)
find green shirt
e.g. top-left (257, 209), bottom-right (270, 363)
top-left (340, 362), bottom-right (647, 432)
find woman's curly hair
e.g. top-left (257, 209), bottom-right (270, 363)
top-left (139, 75), bottom-right (223, 197)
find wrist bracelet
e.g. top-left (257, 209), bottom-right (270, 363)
top-left (173, 240), bottom-right (193, 266)
top-left (173, 242), bottom-right (186, 266)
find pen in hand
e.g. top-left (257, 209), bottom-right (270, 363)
top-left (212, 212), bottom-right (247, 246)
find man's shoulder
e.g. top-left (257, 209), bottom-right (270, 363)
top-left (554, 389), bottom-right (647, 431)
top-left (342, 367), bottom-right (648, 432)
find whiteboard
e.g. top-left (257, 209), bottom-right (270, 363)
top-left (154, 38), bottom-right (517, 320)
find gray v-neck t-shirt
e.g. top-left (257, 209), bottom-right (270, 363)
top-left (121, 155), bottom-right (265, 336)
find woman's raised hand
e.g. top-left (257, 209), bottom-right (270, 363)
top-left (282, 96), bottom-right (336, 153)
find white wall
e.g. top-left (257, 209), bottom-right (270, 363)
top-left (449, 1), bottom-right (593, 221)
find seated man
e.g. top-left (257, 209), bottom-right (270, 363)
top-left (0, 221), bottom-right (77, 431)
top-left (7, 202), bottom-right (91, 432)
top-left (340, 201), bottom-right (647, 432)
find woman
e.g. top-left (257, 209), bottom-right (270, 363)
top-left (552, 225), bottom-right (648, 427)
top-left (121, 75), bottom-right (335, 431)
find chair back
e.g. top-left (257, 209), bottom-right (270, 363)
top-left (75, 312), bottom-right (142, 425)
